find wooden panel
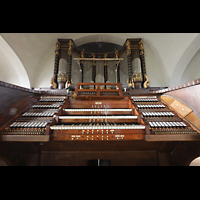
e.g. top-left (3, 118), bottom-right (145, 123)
top-left (165, 85), bottom-right (200, 117)
top-left (65, 98), bottom-right (130, 108)
top-left (161, 95), bottom-right (200, 133)
top-left (160, 95), bottom-right (175, 105)
top-left (73, 83), bottom-right (124, 100)
top-left (0, 85), bottom-right (38, 131)
top-left (40, 151), bottom-right (158, 166)
top-left (145, 134), bottom-right (200, 141)
top-left (0, 135), bottom-right (49, 142)
top-left (185, 112), bottom-right (200, 131)
top-left (52, 132), bottom-right (145, 141)
top-left (40, 140), bottom-right (163, 151)
top-left (170, 99), bottom-right (192, 117)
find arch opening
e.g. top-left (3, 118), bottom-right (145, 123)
top-left (0, 35), bottom-right (31, 88)
top-left (189, 156), bottom-right (200, 166)
top-left (74, 34), bottom-right (126, 47)
top-left (170, 33), bottom-right (200, 87)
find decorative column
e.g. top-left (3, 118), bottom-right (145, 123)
top-left (139, 40), bottom-right (150, 89)
top-left (80, 50), bottom-right (84, 83)
top-left (117, 62), bottom-right (120, 83)
top-left (104, 53), bottom-right (108, 83)
top-left (67, 40), bottom-right (73, 88)
top-left (126, 40), bottom-right (133, 88)
top-left (50, 40), bottom-right (60, 89)
top-left (92, 53), bottom-right (96, 86)
top-left (115, 50), bottom-right (120, 83)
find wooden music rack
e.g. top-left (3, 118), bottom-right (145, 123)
top-left (73, 83), bottom-right (124, 100)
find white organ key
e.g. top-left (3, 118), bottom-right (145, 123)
top-left (161, 112), bottom-right (166, 116)
top-left (167, 122), bottom-right (172, 127)
top-left (149, 122), bottom-right (154, 127)
top-left (59, 115), bottom-right (137, 119)
top-left (64, 108), bottom-right (132, 112)
top-left (180, 122), bottom-right (187, 127)
top-left (163, 112), bottom-right (167, 116)
top-left (160, 122), bottom-right (165, 127)
top-left (157, 122), bottom-right (162, 127)
top-left (175, 122), bottom-right (181, 127)
top-left (176, 122), bottom-right (183, 127)
top-left (171, 122), bottom-right (177, 127)
top-left (50, 124), bottom-right (146, 130)
top-left (163, 122), bottom-right (169, 127)
top-left (159, 112), bottom-right (163, 116)
top-left (153, 122), bottom-right (158, 127)
top-left (146, 112), bottom-right (149, 116)
top-left (153, 112), bottom-right (157, 116)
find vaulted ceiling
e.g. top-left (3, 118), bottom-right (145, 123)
top-left (0, 33), bottom-right (200, 89)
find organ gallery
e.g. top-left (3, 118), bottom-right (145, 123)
top-left (0, 34), bottom-right (200, 166)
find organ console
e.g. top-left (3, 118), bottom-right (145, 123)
top-left (132, 96), bottom-right (198, 138)
top-left (1, 36), bottom-right (200, 165)
top-left (1, 79), bottom-right (200, 166)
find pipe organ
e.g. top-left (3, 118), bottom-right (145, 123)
top-left (50, 38), bottom-right (150, 90)
top-left (1, 79), bottom-right (200, 166)
top-left (1, 38), bottom-right (200, 166)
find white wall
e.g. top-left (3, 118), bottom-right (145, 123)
top-left (181, 49), bottom-right (200, 84)
top-left (0, 36), bottom-right (30, 88)
top-left (1, 33), bottom-right (199, 89)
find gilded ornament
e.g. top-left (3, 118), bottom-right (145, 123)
top-left (55, 40), bottom-right (60, 55)
top-left (57, 73), bottom-right (68, 83)
top-left (68, 40), bottom-right (73, 55)
top-left (126, 40), bottom-right (131, 55)
top-left (115, 49), bottom-right (119, 65)
top-left (132, 73), bottom-right (143, 82)
top-left (50, 75), bottom-right (57, 89)
top-left (127, 77), bottom-right (134, 88)
top-left (81, 49), bottom-right (85, 64)
top-left (72, 92), bottom-right (77, 100)
top-left (143, 74), bottom-right (150, 88)
top-left (139, 40), bottom-right (145, 55)
top-left (104, 53), bottom-right (108, 66)
top-left (92, 53), bottom-right (96, 65)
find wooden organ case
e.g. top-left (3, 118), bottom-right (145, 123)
top-left (1, 37), bottom-right (200, 166)
top-left (1, 79), bottom-right (200, 166)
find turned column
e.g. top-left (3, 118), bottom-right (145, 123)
top-left (104, 53), bottom-right (108, 83)
top-left (92, 53), bottom-right (96, 88)
top-left (126, 40), bottom-right (133, 88)
top-left (117, 62), bottom-right (120, 83)
top-left (139, 39), bottom-right (150, 88)
top-left (80, 50), bottom-right (84, 83)
top-left (115, 50), bottom-right (120, 84)
top-left (67, 40), bottom-right (73, 87)
top-left (51, 40), bottom-right (60, 89)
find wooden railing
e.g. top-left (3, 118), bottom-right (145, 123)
top-left (152, 78), bottom-right (200, 94)
top-left (72, 83), bottom-right (124, 100)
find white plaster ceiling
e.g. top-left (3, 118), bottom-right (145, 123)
top-left (0, 33), bottom-right (199, 89)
